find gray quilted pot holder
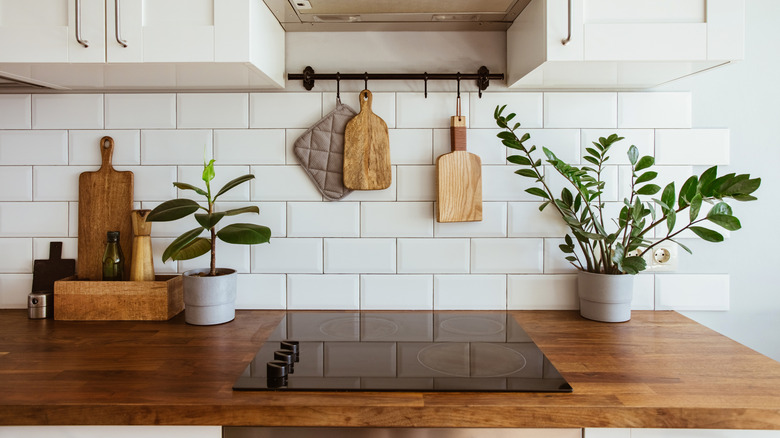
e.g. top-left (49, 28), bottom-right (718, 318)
top-left (294, 102), bottom-right (357, 201)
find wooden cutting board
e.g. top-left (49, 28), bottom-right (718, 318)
top-left (77, 136), bottom-right (134, 281)
top-left (32, 242), bottom-right (75, 293)
top-left (343, 89), bottom-right (392, 190)
top-left (437, 115), bottom-right (482, 222)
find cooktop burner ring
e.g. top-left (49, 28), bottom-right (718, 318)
top-left (416, 343), bottom-right (528, 378)
top-left (439, 316), bottom-right (505, 336)
top-left (318, 315), bottom-right (400, 339)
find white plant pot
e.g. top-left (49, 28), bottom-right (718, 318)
top-left (577, 271), bottom-right (634, 323)
top-left (182, 268), bottom-right (237, 325)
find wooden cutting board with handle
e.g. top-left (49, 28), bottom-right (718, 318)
top-left (437, 115), bottom-right (482, 222)
top-left (343, 89), bottom-right (392, 190)
top-left (77, 136), bottom-right (133, 280)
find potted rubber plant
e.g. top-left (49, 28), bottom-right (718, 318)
top-left (146, 159), bottom-right (271, 325)
top-left (494, 105), bottom-right (760, 322)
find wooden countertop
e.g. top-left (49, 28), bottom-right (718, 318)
top-left (1, 309), bottom-right (779, 429)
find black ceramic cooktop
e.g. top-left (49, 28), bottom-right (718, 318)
top-left (233, 311), bottom-right (572, 393)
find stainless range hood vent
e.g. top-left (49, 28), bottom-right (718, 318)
top-left (263, 0), bottom-right (532, 31)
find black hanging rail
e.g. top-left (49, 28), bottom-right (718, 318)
top-left (288, 66), bottom-right (503, 98)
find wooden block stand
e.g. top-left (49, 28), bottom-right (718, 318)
top-left (53, 275), bottom-right (183, 321)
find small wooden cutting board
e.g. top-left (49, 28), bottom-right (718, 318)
top-left (77, 136), bottom-right (134, 280)
top-left (437, 115), bottom-right (482, 222)
top-left (343, 90), bottom-right (392, 190)
top-left (32, 242), bottom-right (75, 293)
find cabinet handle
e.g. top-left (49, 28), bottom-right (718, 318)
top-left (114, 0), bottom-right (128, 47)
top-left (561, 0), bottom-right (572, 45)
top-left (75, 0), bottom-right (89, 48)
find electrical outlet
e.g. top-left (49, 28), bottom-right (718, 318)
top-left (648, 245), bottom-right (677, 272)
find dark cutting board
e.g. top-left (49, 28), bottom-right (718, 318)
top-left (77, 136), bottom-right (134, 281)
top-left (32, 242), bottom-right (75, 293)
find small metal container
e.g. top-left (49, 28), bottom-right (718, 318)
top-left (28, 291), bottom-right (53, 319)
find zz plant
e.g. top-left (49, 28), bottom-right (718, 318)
top-left (146, 159), bottom-right (271, 277)
top-left (494, 105), bottom-right (760, 275)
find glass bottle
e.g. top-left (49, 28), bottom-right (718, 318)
top-left (102, 231), bottom-right (124, 281)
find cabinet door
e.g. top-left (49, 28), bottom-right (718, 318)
top-left (107, 0), bottom-right (216, 62)
top-left (0, 0), bottom-right (104, 62)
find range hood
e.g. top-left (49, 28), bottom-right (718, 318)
top-left (262, 0), bottom-right (532, 31)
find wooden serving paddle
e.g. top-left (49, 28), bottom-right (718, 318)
top-left (437, 114), bottom-right (482, 222)
top-left (32, 242), bottom-right (75, 293)
top-left (343, 89), bottom-right (392, 190)
top-left (77, 136), bottom-right (134, 280)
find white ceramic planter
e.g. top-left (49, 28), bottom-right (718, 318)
top-left (182, 268), bottom-right (237, 325)
top-left (577, 271), bottom-right (634, 323)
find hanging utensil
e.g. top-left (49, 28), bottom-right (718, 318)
top-left (343, 86), bottom-right (392, 190)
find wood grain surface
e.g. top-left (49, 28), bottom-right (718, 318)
top-left (130, 210), bottom-right (155, 281)
top-left (1, 310), bottom-right (779, 429)
top-left (437, 116), bottom-right (482, 222)
top-left (77, 136), bottom-right (133, 280)
top-left (343, 90), bottom-right (392, 190)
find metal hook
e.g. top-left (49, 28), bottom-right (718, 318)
top-left (456, 72), bottom-right (461, 99)
top-left (423, 72), bottom-right (428, 98)
top-left (456, 73), bottom-right (462, 118)
top-left (364, 72), bottom-right (368, 90)
top-left (336, 72), bottom-right (341, 103)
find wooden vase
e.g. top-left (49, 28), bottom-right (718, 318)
top-left (130, 210), bottom-right (155, 281)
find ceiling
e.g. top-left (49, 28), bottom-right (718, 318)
top-left (262, 0), bottom-right (532, 31)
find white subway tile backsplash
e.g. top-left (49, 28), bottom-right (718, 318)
top-left (361, 202), bottom-right (433, 237)
top-left (434, 202), bottom-right (507, 237)
top-left (178, 165), bottom-right (251, 201)
top-left (215, 129), bottom-right (285, 165)
top-left (341, 167), bottom-right (398, 202)
top-left (471, 238), bottom-right (544, 274)
top-left (251, 165), bottom-right (323, 201)
top-left (482, 165), bottom-right (539, 201)
top-left (470, 92), bottom-right (543, 129)
top-left (0, 130), bottom-right (67, 165)
top-left (68, 202), bottom-right (78, 237)
top-left (324, 238), bottom-right (395, 273)
top-left (632, 274), bottom-right (655, 310)
top-left (618, 165), bottom-right (694, 202)
top-left (217, 201), bottom-right (285, 238)
top-left (397, 238), bottom-right (469, 273)
top-left (544, 238), bottom-right (579, 273)
top-left (581, 129), bottom-right (654, 165)
top-left (0, 167), bottom-right (32, 201)
top-left (33, 237), bottom-right (77, 262)
top-left (285, 128), bottom-right (307, 164)
top-left (522, 129), bottom-right (581, 164)
top-left (250, 93), bottom-right (322, 128)
top-left (287, 274), bottom-right (359, 309)
top-left (360, 274), bottom-right (433, 310)
top-left (252, 238), bottom-right (323, 273)
top-left (141, 130), bottom-right (212, 165)
top-left (434, 275), bottom-right (506, 310)
top-left (0, 95), bottom-right (31, 129)
top-left (546, 164), bottom-right (618, 202)
top-left (33, 166), bottom-right (91, 201)
top-left (32, 94), bottom-right (103, 129)
top-left (396, 93), bottom-right (470, 129)
top-left (462, 129), bottom-right (508, 165)
top-left (323, 92), bottom-right (396, 128)
top-left (69, 130), bottom-right (141, 165)
top-left (105, 94), bottom-right (176, 129)
top-left (150, 237), bottom-right (178, 274)
top-left (119, 166), bottom-right (177, 202)
top-left (397, 166), bottom-right (436, 201)
top-left (618, 92), bottom-right (692, 128)
top-left (656, 274), bottom-right (730, 311)
top-left (655, 129), bottom-right (729, 165)
top-left (288, 202), bottom-right (360, 237)
top-left (177, 93), bottom-right (248, 128)
top-left (508, 274), bottom-right (578, 310)
top-left (544, 93), bottom-right (617, 128)
top-left (390, 129), bottom-right (433, 164)
top-left (0, 238), bottom-right (32, 273)
top-left (0, 202), bottom-right (68, 237)
top-left (236, 274), bottom-right (286, 309)
top-left (508, 202), bottom-right (568, 238)
top-left (0, 274), bottom-right (32, 308)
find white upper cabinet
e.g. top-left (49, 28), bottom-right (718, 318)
top-left (507, 0), bottom-right (745, 89)
top-left (0, 0), bottom-right (285, 90)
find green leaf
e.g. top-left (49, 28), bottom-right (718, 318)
top-left (678, 175), bottom-right (698, 207)
top-left (636, 184), bottom-right (661, 195)
top-left (173, 182), bottom-right (208, 197)
top-left (558, 244), bottom-right (574, 254)
top-left (507, 155), bottom-right (532, 166)
top-left (538, 201), bottom-right (550, 211)
top-left (666, 209), bottom-right (676, 235)
top-left (214, 174), bottom-right (255, 201)
top-left (217, 223), bottom-right (271, 245)
top-left (689, 193), bottom-right (703, 222)
top-left (635, 171), bottom-right (657, 184)
top-left (583, 155), bottom-right (600, 166)
top-left (520, 132), bottom-right (531, 143)
top-left (162, 227), bottom-right (205, 262)
top-left (170, 237), bottom-right (211, 261)
top-left (202, 159), bottom-right (216, 183)
top-left (698, 166), bottom-right (718, 196)
top-left (661, 182), bottom-right (675, 211)
top-left (561, 188), bottom-right (573, 206)
top-left (525, 187), bottom-right (550, 199)
top-left (223, 206), bottom-right (260, 216)
top-left (497, 131), bottom-right (515, 141)
top-left (708, 214), bottom-right (741, 231)
top-left (514, 169), bottom-right (538, 178)
top-left (690, 226), bottom-right (725, 242)
top-left (565, 256), bottom-right (577, 262)
top-left (670, 238), bottom-right (693, 255)
top-left (709, 202), bottom-right (733, 216)
top-left (721, 177), bottom-right (761, 197)
top-left (627, 145), bottom-right (639, 165)
top-left (621, 256), bottom-right (647, 275)
top-left (146, 199), bottom-right (201, 222)
top-left (634, 156), bottom-right (654, 172)
top-left (195, 211), bottom-right (226, 230)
